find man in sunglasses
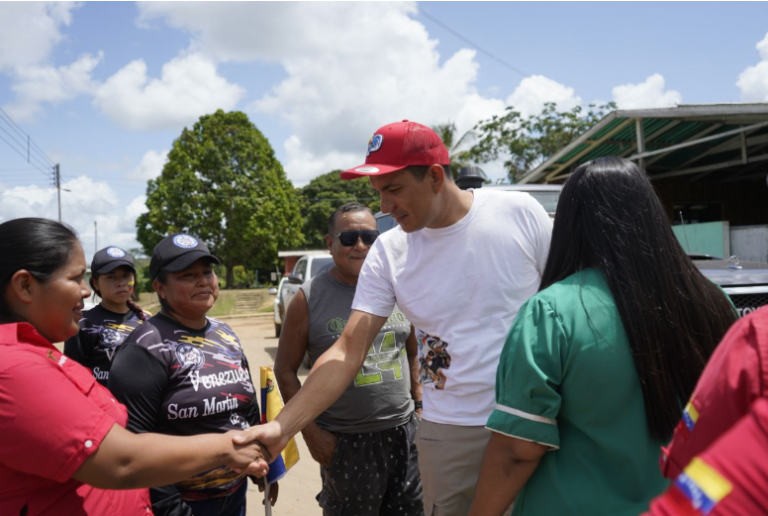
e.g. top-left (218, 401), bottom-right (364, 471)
top-left (240, 120), bottom-right (552, 515)
top-left (275, 202), bottom-right (423, 516)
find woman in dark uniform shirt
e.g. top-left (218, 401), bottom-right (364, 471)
top-left (65, 246), bottom-right (150, 386)
top-left (109, 233), bottom-right (278, 516)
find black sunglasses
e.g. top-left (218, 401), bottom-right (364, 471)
top-left (332, 230), bottom-right (380, 247)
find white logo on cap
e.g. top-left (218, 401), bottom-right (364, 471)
top-left (173, 234), bottom-right (199, 249)
top-left (366, 134), bottom-right (383, 156)
top-left (354, 166), bottom-right (380, 174)
top-left (106, 247), bottom-right (126, 258)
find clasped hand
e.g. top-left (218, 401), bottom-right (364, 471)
top-left (231, 421), bottom-right (289, 474)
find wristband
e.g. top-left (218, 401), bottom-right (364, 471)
top-left (414, 400), bottom-right (423, 410)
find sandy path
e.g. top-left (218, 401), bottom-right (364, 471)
top-left (225, 315), bottom-right (324, 516)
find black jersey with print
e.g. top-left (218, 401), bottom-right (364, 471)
top-left (108, 313), bottom-right (260, 512)
top-left (64, 304), bottom-right (149, 387)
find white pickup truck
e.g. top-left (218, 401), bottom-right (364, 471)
top-left (273, 251), bottom-right (333, 337)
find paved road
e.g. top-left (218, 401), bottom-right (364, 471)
top-left (226, 315), bottom-right (324, 516)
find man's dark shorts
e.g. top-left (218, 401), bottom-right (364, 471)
top-left (316, 414), bottom-right (423, 516)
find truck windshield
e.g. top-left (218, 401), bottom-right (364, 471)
top-left (311, 256), bottom-right (333, 277)
top-left (526, 191), bottom-right (560, 213)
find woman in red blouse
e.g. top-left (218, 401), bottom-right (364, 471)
top-left (0, 218), bottom-right (269, 516)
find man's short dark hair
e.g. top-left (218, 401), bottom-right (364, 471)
top-left (408, 164), bottom-right (453, 182)
top-left (327, 202), bottom-right (374, 235)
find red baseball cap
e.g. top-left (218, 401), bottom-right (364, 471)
top-left (340, 120), bottom-right (450, 179)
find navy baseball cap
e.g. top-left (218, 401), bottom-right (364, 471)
top-left (91, 246), bottom-right (136, 275)
top-left (149, 233), bottom-right (220, 280)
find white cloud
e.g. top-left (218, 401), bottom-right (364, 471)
top-left (282, 135), bottom-right (359, 186)
top-left (506, 75), bottom-right (582, 118)
top-left (612, 74), bottom-right (682, 109)
top-left (4, 53), bottom-right (102, 121)
top-left (130, 150), bottom-right (168, 181)
top-left (0, 177), bottom-right (146, 261)
top-left (0, 2), bottom-right (80, 71)
top-left (136, 3), bottom-right (507, 182)
top-left (92, 53), bottom-right (245, 131)
top-left (737, 32), bottom-right (768, 102)
top-left (125, 194), bottom-right (148, 222)
top-left (758, 32), bottom-right (768, 61)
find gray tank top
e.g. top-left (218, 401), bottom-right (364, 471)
top-left (301, 270), bottom-right (414, 433)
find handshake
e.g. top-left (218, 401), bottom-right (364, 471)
top-left (226, 421), bottom-right (287, 476)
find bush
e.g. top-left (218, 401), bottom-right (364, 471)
top-left (233, 265), bottom-right (255, 289)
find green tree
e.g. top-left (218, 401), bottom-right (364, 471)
top-left (298, 170), bottom-right (381, 248)
top-left (136, 110), bottom-right (304, 288)
top-left (431, 122), bottom-right (475, 178)
top-left (468, 102), bottom-right (615, 182)
top-left (232, 265), bottom-right (255, 289)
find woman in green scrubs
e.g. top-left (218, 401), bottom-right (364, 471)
top-left (470, 157), bottom-right (737, 516)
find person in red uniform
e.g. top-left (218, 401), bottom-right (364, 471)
top-left (641, 308), bottom-right (768, 515)
top-left (0, 218), bottom-right (269, 516)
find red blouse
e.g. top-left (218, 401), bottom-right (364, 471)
top-left (0, 323), bottom-right (152, 515)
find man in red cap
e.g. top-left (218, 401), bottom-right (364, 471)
top-left (242, 120), bottom-right (552, 515)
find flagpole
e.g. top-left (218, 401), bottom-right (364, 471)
top-left (264, 482), bottom-right (272, 516)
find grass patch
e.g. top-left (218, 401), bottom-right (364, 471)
top-left (208, 291), bottom-right (237, 317)
top-left (136, 289), bottom-right (272, 318)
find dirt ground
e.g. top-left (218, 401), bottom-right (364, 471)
top-left (225, 314), bottom-right (324, 516)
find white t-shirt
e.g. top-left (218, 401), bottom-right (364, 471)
top-left (352, 188), bottom-right (553, 426)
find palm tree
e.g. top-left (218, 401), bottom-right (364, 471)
top-left (432, 122), bottom-right (477, 179)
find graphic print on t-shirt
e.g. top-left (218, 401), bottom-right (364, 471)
top-left (417, 330), bottom-right (451, 389)
top-left (323, 311), bottom-right (410, 388)
top-left (66, 305), bottom-right (148, 385)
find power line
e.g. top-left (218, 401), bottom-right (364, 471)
top-left (0, 167), bottom-right (53, 172)
top-left (0, 118), bottom-right (56, 172)
top-left (0, 131), bottom-right (51, 177)
top-left (62, 190), bottom-right (91, 214)
top-left (408, 2), bottom-right (529, 78)
top-left (0, 107), bottom-right (56, 167)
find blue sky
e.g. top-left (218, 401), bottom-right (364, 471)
top-left (1, 2), bottom-right (767, 261)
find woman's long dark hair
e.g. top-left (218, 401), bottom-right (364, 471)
top-left (0, 218), bottom-right (80, 323)
top-left (541, 157), bottom-right (737, 441)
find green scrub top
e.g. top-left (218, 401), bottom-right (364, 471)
top-left (487, 268), bottom-right (669, 516)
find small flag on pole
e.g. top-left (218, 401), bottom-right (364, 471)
top-left (260, 366), bottom-right (300, 484)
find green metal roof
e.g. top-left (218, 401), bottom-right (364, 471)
top-left (520, 103), bottom-right (768, 184)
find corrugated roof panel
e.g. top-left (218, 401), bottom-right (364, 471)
top-left (590, 117), bottom-right (628, 140)
top-left (649, 125), bottom-right (742, 167)
top-left (643, 119), bottom-right (674, 139)
top-left (654, 121), bottom-right (709, 143)
top-left (527, 105), bottom-right (768, 184)
top-left (556, 143), bottom-right (591, 164)
top-left (581, 143), bottom-right (628, 162)
top-left (611, 123), bottom-right (636, 142)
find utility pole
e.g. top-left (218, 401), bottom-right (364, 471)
top-left (55, 164), bottom-right (61, 223)
top-left (94, 220), bottom-right (98, 253)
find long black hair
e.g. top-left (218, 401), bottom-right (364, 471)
top-left (541, 157), bottom-right (737, 441)
top-left (0, 218), bottom-right (80, 323)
